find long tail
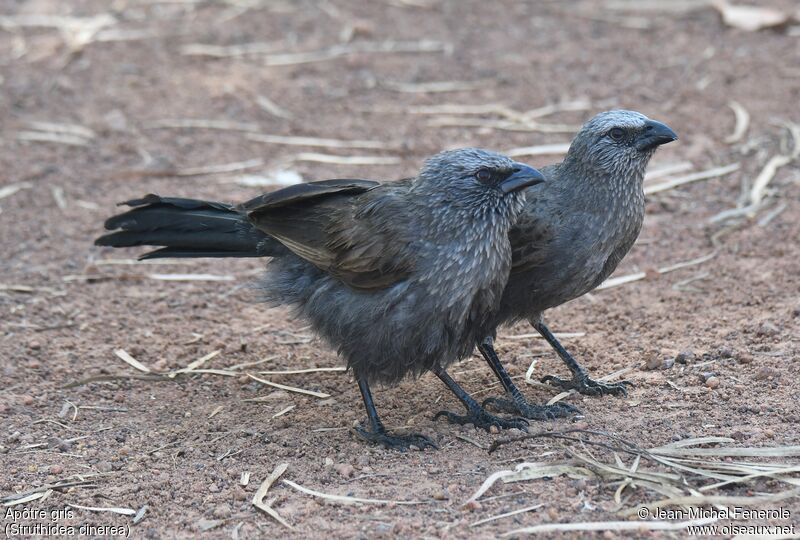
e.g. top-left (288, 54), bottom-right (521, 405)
top-left (95, 194), bottom-right (278, 260)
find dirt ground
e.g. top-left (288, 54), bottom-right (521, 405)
top-left (2, 0), bottom-right (800, 538)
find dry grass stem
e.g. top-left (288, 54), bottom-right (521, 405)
top-left (66, 503), bottom-right (136, 516)
top-left (724, 101), bottom-right (750, 143)
top-left (282, 479), bottom-right (424, 505)
top-left (504, 517), bottom-right (716, 536)
top-left (501, 332), bottom-right (585, 340)
top-left (147, 119), bottom-right (261, 132)
top-left (597, 252), bottom-right (716, 290)
top-left (262, 40), bottom-right (450, 66)
top-left (0, 182), bottom-right (32, 200)
top-left (17, 131), bottom-right (92, 146)
top-left (171, 350), bottom-right (222, 376)
top-left (749, 122), bottom-right (800, 207)
top-left (643, 163), bottom-right (740, 195)
top-left (247, 133), bottom-right (390, 149)
top-left (175, 158), bottom-right (264, 177)
top-left (181, 42), bottom-right (281, 57)
top-left (272, 405), bottom-right (295, 418)
top-left (247, 374), bottom-right (330, 398)
top-left (427, 117), bottom-right (580, 134)
top-left (383, 80), bottom-right (493, 93)
top-left (252, 463), bottom-right (293, 530)
top-left (256, 95), bottom-right (293, 119)
top-left (290, 153), bottom-right (401, 165)
top-left (257, 367), bottom-right (345, 375)
top-left (470, 503), bottom-right (543, 527)
top-left (644, 161), bottom-right (694, 181)
top-left (146, 273), bottom-right (235, 282)
top-left (113, 349), bottom-right (151, 373)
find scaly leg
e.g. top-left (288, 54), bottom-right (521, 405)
top-left (478, 338), bottom-right (579, 420)
top-left (433, 370), bottom-right (528, 431)
top-left (534, 320), bottom-right (632, 397)
top-left (353, 377), bottom-right (437, 451)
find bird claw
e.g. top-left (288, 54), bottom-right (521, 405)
top-left (433, 408), bottom-right (529, 432)
top-left (353, 425), bottom-right (438, 451)
top-left (482, 397), bottom-right (580, 420)
top-left (540, 374), bottom-right (633, 397)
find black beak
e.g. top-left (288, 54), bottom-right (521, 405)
top-left (500, 163), bottom-right (545, 194)
top-left (636, 119), bottom-right (678, 151)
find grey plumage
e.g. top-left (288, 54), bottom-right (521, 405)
top-left (96, 148), bottom-right (544, 448)
top-left (502, 110), bottom-right (662, 321)
top-left (257, 149), bottom-right (534, 386)
top-left (477, 110), bottom-right (678, 418)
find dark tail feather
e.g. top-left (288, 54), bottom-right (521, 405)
top-left (95, 194), bottom-right (278, 259)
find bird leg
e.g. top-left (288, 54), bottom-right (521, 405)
top-left (533, 320), bottom-right (633, 397)
top-left (477, 338), bottom-right (580, 419)
top-left (353, 377), bottom-right (437, 451)
top-left (433, 370), bottom-right (529, 431)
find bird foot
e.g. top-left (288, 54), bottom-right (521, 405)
top-left (541, 373), bottom-right (633, 397)
top-left (353, 425), bottom-right (438, 451)
top-left (482, 397), bottom-right (579, 420)
top-left (433, 408), bottom-right (529, 432)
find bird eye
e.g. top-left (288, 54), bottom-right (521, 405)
top-left (608, 127), bottom-right (625, 141)
top-left (475, 168), bottom-right (493, 184)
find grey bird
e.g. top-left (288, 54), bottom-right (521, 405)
top-left (476, 110), bottom-right (679, 420)
top-left (95, 148), bottom-right (544, 450)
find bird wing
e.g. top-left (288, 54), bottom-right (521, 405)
top-left (244, 178), bottom-right (416, 290)
top-left (509, 199), bottom-right (555, 273)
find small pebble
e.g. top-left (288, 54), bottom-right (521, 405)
top-left (755, 367), bottom-right (779, 380)
top-left (431, 490), bottom-right (447, 501)
top-left (488, 425), bottom-right (499, 435)
top-left (212, 503), bottom-right (231, 519)
top-left (705, 376), bottom-right (720, 389)
top-left (644, 354), bottom-right (661, 370)
top-left (700, 372), bottom-right (716, 383)
top-left (96, 461), bottom-right (113, 473)
top-left (718, 346), bottom-right (734, 359)
top-left (323, 457), bottom-right (334, 468)
top-left (20, 395), bottom-right (35, 406)
top-left (334, 463), bottom-right (355, 478)
top-left (675, 350), bottom-right (695, 364)
top-left (463, 500), bottom-right (481, 512)
top-left (49, 464), bottom-right (64, 475)
top-left (737, 351), bottom-right (754, 364)
top-left (662, 357), bottom-right (675, 369)
top-left (757, 322), bottom-right (779, 337)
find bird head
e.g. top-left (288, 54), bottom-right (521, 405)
top-left (565, 110), bottom-right (678, 180)
top-left (415, 148), bottom-right (545, 205)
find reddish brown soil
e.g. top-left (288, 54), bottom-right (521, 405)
top-left (1, 0), bottom-right (799, 538)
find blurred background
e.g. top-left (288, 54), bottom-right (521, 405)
top-left (1, 0), bottom-right (799, 536)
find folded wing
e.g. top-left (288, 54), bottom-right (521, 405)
top-left (243, 178), bottom-right (417, 290)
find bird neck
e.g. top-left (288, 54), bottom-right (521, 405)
top-left (556, 153), bottom-right (647, 198)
